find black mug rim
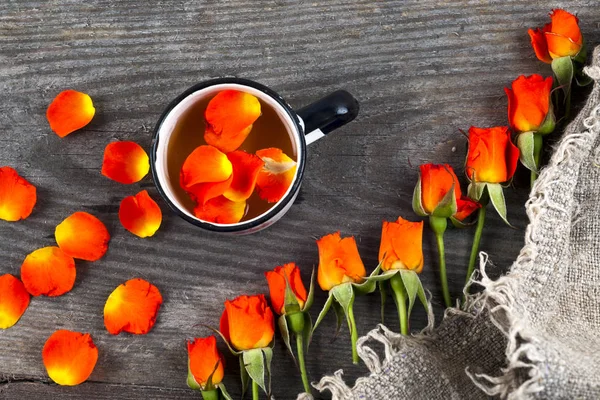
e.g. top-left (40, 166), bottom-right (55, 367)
top-left (150, 78), bottom-right (307, 233)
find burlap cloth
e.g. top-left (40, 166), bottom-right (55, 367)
top-left (313, 47), bottom-right (600, 400)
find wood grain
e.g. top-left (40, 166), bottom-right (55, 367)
top-left (1, 0), bottom-right (599, 399)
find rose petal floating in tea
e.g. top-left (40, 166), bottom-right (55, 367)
top-left (181, 145), bottom-right (233, 187)
top-left (42, 330), bottom-right (98, 386)
top-left (0, 166), bottom-right (37, 222)
top-left (119, 190), bottom-right (162, 238)
top-left (46, 90), bottom-right (96, 138)
top-left (193, 195), bottom-right (246, 224)
top-left (0, 274), bottom-right (30, 329)
top-left (204, 90), bottom-right (261, 153)
top-left (255, 148), bottom-right (297, 203)
top-left (223, 151), bottom-right (265, 202)
top-left (184, 175), bottom-right (234, 206)
top-left (55, 211), bottom-right (110, 261)
top-left (104, 278), bottom-right (163, 335)
top-left (20, 247), bottom-right (76, 297)
top-left (101, 141), bottom-right (150, 184)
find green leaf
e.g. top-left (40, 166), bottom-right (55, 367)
top-left (551, 56), bottom-right (574, 98)
top-left (378, 280), bottom-right (387, 324)
top-left (242, 348), bottom-right (272, 396)
top-left (412, 177), bottom-right (427, 217)
top-left (331, 283), bottom-right (355, 315)
top-left (217, 383), bottom-right (234, 400)
top-left (415, 274), bottom-right (428, 312)
top-left (487, 183), bottom-right (514, 228)
top-left (332, 300), bottom-right (345, 338)
top-left (302, 267), bottom-right (316, 312)
top-left (400, 270), bottom-right (419, 316)
top-left (239, 356), bottom-right (250, 399)
top-left (312, 292), bottom-right (333, 334)
top-left (467, 182), bottom-right (486, 202)
top-left (186, 359), bottom-right (202, 391)
top-left (432, 182), bottom-right (457, 218)
top-left (278, 315), bottom-right (296, 363)
top-left (517, 132), bottom-right (538, 172)
top-left (573, 41), bottom-right (587, 64)
top-left (302, 312), bottom-right (313, 351)
top-left (353, 261), bottom-right (383, 294)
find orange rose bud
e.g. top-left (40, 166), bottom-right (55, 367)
top-left (55, 212), bottom-right (110, 261)
top-left (528, 9), bottom-right (583, 63)
top-left (316, 232), bottom-right (366, 291)
top-left (378, 217), bottom-right (424, 273)
top-left (20, 247), bottom-right (76, 297)
top-left (0, 166), bottom-right (37, 222)
top-left (204, 90), bottom-right (261, 152)
top-left (104, 278), bottom-right (163, 335)
top-left (265, 263), bottom-right (308, 315)
top-left (255, 148), bottom-right (297, 203)
top-left (0, 274), bottom-right (30, 329)
top-left (46, 90), bottom-right (95, 138)
top-left (101, 141), bottom-right (150, 184)
top-left (119, 190), bottom-right (162, 238)
top-left (42, 330), bottom-right (98, 386)
top-left (194, 195), bottom-right (246, 224)
top-left (454, 196), bottom-right (481, 222)
top-left (466, 126), bottom-right (520, 184)
top-left (505, 75), bottom-right (554, 134)
top-left (419, 164), bottom-right (460, 215)
top-left (223, 151), bottom-right (265, 202)
top-left (187, 336), bottom-right (225, 389)
top-left (219, 294), bottom-right (274, 351)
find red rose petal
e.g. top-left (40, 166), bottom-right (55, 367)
top-left (101, 141), bottom-right (150, 184)
top-left (20, 247), bottom-right (76, 297)
top-left (255, 148), bottom-right (297, 203)
top-left (223, 151), bottom-right (265, 202)
top-left (42, 330), bottom-right (98, 386)
top-left (0, 274), bottom-right (30, 329)
top-left (194, 196), bottom-right (246, 224)
top-left (46, 90), bottom-right (95, 138)
top-left (0, 166), bottom-right (37, 222)
top-left (55, 212), bottom-right (110, 261)
top-left (119, 190), bottom-right (162, 238)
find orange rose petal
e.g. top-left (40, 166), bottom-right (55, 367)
top-left (223, 151), bottom-right (265, 202)
top-left (180, 145), bottom-right (233, 189)
top-left (46, 90), bottom-right (95, 138)
top-left (193, 196), bottom-right (246, 224)
top-left (219, 294), bottom-right (274, 351)
top-left (42, 330), bottom-right (98, 386)
top-left (419, 164), bottom-right (461, 214)
top-left (0, 274), bottom-right (30, 329)
top-left (265, 263), bottom-right (308, 315)
top-left (187, 336), bottom-right (225, 388)
top-left (55, 212), bottom-right (110, 261)
top-left (20, 247), bottom-right (76, 297)
top-left (204, 91), bottom-right (261, 152)
top-left (255, 148), bottom-right (297, 203)
top-left (184, 175), bottom-right (233, 206)
top-left (119, 190), bottom-right (162, 238)
top-left (101, 141), bottom-right (150, 184)
top-left (549, 9), bottom-right (582, 46)
top-left (316, 232), bottom-right (366, 291)
top-left (545, 33), bottom-right (583, 59)
top-left (0, 166), bottom-right (37, 222)
top-left (528, 26), bottom-right (552, 64)
top-left (454, 196), bottom-right (481, 222)
top-left (104, 278), bottom-right (163, 335)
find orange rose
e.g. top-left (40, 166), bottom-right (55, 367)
top-left (265, 263), bottom-right (307, 315)
top-left (466, 126), bottom-right (519, 184)
top-left (528, 9), bottom-right (583, 63)
top-left (379, 217), bottom-right (424, 273)
top-left (187, 336), bottom-right (225, 389)
top-left (418, 164), bottom-right (461, 215)
top-left (316, 232), bottom-right (366, 291)
top-left (219, 294), bottom-right (274, 351)
top-left (505, 75), bottom-right (554, 133)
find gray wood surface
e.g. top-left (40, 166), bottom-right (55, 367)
top-left (1, 1), bottom-right (599, 399)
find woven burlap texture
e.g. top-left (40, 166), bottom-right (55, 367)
top-left (313, 47), bottom-right (600, 400)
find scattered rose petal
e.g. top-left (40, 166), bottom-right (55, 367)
top-left (119, 190), bottom-right (162, 238)
top-left (223, 151), bottom-right (265, 202)
top-left (20, 247), bottom-right (76, 297)
top-left (104, 278), bottom-right (163, 335)
top-left (193, 196), bottom-right (246, 224)
top-left (255, 148), bottom-right (297, 203)
top-left (0, 274), bottom-right (30, 329)
top-left (55, 212), bottom-right (110, 261)
top-left (0, 166), bottom-right (37, 222)
top-left (46, 90), bottom-right (96, 138)
top-left (101, 141), bottom-right (150, 184)
top-left (42, 330), bottom-right (98, 386)
top-left (204, 90), bottom-right (261, 152)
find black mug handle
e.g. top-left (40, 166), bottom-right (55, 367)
top-left (297, 90), bottom-right (359, 144)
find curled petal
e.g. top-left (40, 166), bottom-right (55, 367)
top-left (0, 274), bottom-right (30, 329)
top-left (454, 196), bottom-right (481, 221)
top-left (181, 145), bottom-right (233, 189)
top-left (183, 175), bottom-right (233, 205)
top-left (193, 196), bottom-right (246, 224)
top-left (0, 166), bottom-right (37, 222)
top-left (101, 141), bottom-right (150, 184)
top-left (204, 91), bottom-right (261, 152)
top-left (42, 330), bottom-right (98, 386)
top-left (545, 33), bottom-right (583, 59)
top-left (55, 212), bottom-right (110, 261)
top-left (119, 190), bottom-right (162, 238)
top-left (223, 151), bottom-right (265, 202)
top-left (528, 26), bottom-right (552, 64)
top-left (255, 148), bottom-right (297, 203)
top-left (548, 9), bottom-right (582, 47)
top-left (104, 278), bottom-right (163, 335)
top-left (20, 247), bottom-right (76, 297)
top-left (46, 90), bottom-right (95, 138)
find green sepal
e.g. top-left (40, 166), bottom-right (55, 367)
top-left (431, 183), bottom-right (457, 218)
top-left (400, 270), bottom-right (420, 316)
top-left (302, 267), bottom-right (316, 312)
top-left (302, 312), bottom-right (313, 351)
top-left (450, 216), bottom-right (474, 229)
top-left (282, 274), bottom-right (301, 315)
top-left (517, 132), bottom-right (538, 172)
top-left (203, 325), bottom-right (241, 357)
top-left (331, 283), bottom-right (357, 344)
top-left (352, 260), bottom-right (383, 295)
top-left (537, 104), bottom-right (556, 135)
top-left (239, 356), bottom-right (250, 399)
top-left (486, 183), bottom-right (514, 228)
top-left (389, 272), bottom-right (407, 312)
top-left (332, 300), bottom-right (345, 338)
top-left (200, 389), bottom-right (220, 400)
top-left (429, 215), bottom-right (447, 236)
top-left (576, 70), bottom-right (594, 87)
top-left (312, 292), bottom-right (334, 334)
top-left (467, 182), bottom-right (487, 202)
top-left (242, 348), bottom-right (272, 396)
top-left (378, 280), bottom-right (387, 324)
top-left (551, 56), bottom-right (574, 99)
top-left (278, 315), bottom-right (295, 364)
top-left (573, 41), bottom-right (588, 65)
top-left (217, 383), bottom-right (233, 400)
top-left (412, 177), bottom-right (428, 217)
top-left (187, 359), bottom-right (203, 392)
